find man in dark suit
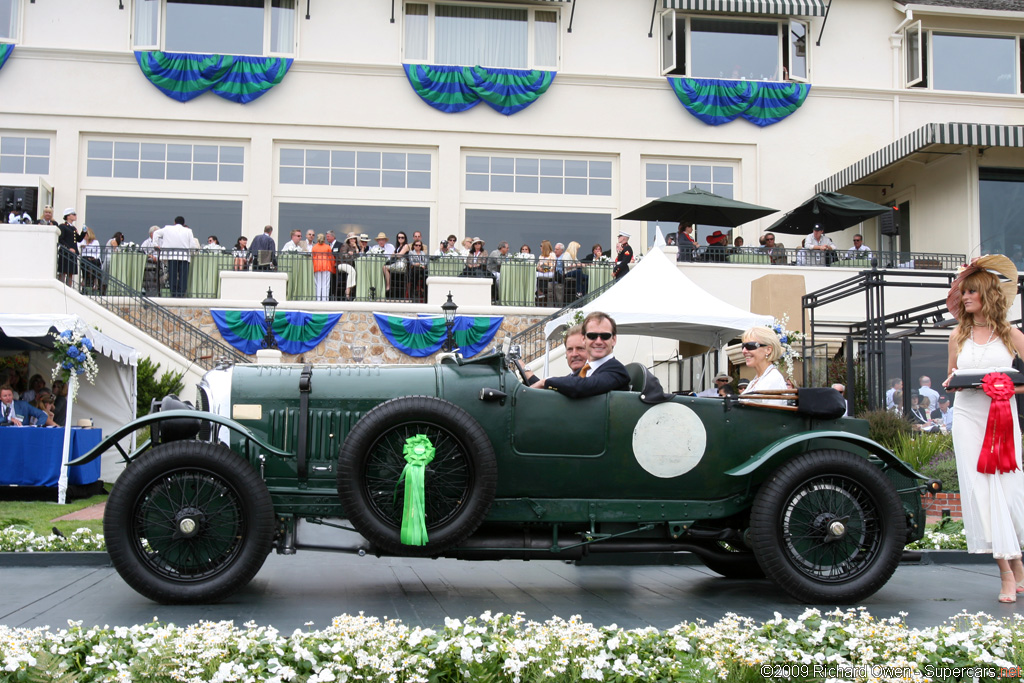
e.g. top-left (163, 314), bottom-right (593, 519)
top-left (0, 384), bottom-right (50, 427)
top-left (538, 312), bottom-right (630, 398)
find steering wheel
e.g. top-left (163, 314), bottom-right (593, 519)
top-left (510, 358), bottom-right (529, 384)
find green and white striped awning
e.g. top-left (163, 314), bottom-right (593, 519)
top-left (662, 0), bottom-right (827, 16)
top-left (817, 122), bottom-right (1024, 193)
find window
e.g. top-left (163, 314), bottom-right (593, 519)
top-left (279, 148), bottom-right (432, 189)
top-left (0, 136), bottom-right (49, 175)
top-left (661, 12), bottom-right (808, 82)
top-left (644, 160), bottom-right (736, 247)
top-left (466, 155), bottom-right (612, 196)
top-left (404, 2), bottom-right (558, 70)
top-left (0, 0), bottom-right (18, 42)
top-left (906, 27), bottom-right (1019, 95)
top-left (133, 0), bottom-right (295, 56)
top-left (980, 167), bottom-right (1024, 262)
top-left (466, 208), bottom-right (611, 257)
top-left (86, 140), bottom-right (245, 182)
top-left (84, 196), bottom-right (243, 247)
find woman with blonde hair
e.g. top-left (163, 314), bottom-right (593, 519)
top-left (311, 233), bottom-right (333, 301)
top-left (738, 325), bottom-right (787, 405)
top-left (536, 239), bottom-right (556, 303)
top-left (942, 254), bottom-right (1024, 602)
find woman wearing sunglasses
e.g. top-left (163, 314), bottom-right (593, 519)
top-left (739, 326), bottom-right (787, 405)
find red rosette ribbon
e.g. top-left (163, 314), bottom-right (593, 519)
top-left (977, 371), bottom-right (1019, 474)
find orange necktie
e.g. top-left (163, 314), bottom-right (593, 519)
top-left (579, 363), bottom-right (591, 378)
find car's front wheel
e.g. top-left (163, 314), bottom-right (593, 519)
top-left (749, 449), bottom-right (906, 603)
top-left (104, 441), bottom-right (275, 604)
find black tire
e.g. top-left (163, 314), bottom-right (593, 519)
top-left (337, 396), bottom-right (497, 557)
top-left (698, 547), bottom-right (767, 579)
top-left (104, 441), bottom-right (275, 604)
top-left (749, 449), bottom-right (906, 603)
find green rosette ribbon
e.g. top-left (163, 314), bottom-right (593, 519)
top-left (396, 435), bottom-right (436, 546)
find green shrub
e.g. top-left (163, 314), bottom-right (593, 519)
top-left (137, 357), bottom-right (185, 417)
top-left (863, 409), bottom-right (912, 450)
top-left (920, 450), bottom-right (959, 492)
top-left (892, 431), bottom-right (953, 471)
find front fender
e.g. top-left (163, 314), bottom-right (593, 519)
top-left (67, 409), bottom-right (293, 466)
top-left (725, 430), bottom-right (929, 482)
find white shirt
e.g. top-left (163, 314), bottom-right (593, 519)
top-left (806, 233), bottom-right (834, 249)
top-left (582, 353), bottom-right (616, 376)
top-left (918, 384), bottom-right (940, 408)
top-left (846, 244), bottom-right (871, 258)
top-left (154, 224), bottom-right (195, 260)
top-left (740, 365), bottom-right (788, 405)
top-left (281, 240), bottom-right (304, 253)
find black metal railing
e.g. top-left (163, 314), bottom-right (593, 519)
top-left (509, 276), bottom-right (618, 364)
top-left (676, 246), bottom-right (965, 270)
top-left (72, 246), bottom-right (619, 307)
top-left (58, 247), bottom-right (250, 369)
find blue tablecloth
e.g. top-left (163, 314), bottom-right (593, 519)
top-left (0, 427), bottom-right (102, 487)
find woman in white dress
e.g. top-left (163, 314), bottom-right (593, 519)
top-left (942, 254), bottom-right (1024, 603)
top-left (739, 325), bottom-right (788, 406)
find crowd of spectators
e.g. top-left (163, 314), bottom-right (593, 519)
top-left (0, 367), bottom-right (66, 427)
top-left (886, 375), bottom-right (952, 432)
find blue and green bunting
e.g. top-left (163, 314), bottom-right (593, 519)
top-left (668, 77), bottom-right (810, 127)
top-left (0, 44), bottom-right (13, 73)
top-left (135, 51), bottom-right (293, 104)
top-left (374, 313), bottom-right (503, 358)
top-left (404, 64), bottom-right (555, 115)
top-left (211, 310), bottom-right (341, 355)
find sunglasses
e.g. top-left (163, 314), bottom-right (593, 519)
top-left (585, 332), bottom-right (613, 341)
top-left (741, 341), bottom-right (767, 350)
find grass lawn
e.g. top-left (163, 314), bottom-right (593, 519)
top-left (0, 493), bottom-right (107, 536)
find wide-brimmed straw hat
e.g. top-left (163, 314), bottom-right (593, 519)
top-left (358, 233), bottom-right (370, 241)
top-left (375, 231), bottom-right (388, 240)
top-left (472, 237), bottom-right (485, 246)
top-left (946, 254), bottom-right (1019, 319)
top-left (346, 232), bottom-right (359, 241)
top-left (706, 230), bottom-right (728, 244)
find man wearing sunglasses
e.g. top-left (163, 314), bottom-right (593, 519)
top-left (538, 312), bottom-right (629, 397)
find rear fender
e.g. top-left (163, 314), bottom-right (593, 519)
top-left (725, 430), bottom-right (930, 484)
top-left (67, 409), bottom-right (292, 466)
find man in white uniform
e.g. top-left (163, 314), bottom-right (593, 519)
top-left (153, 217), bottom-right (194, 297)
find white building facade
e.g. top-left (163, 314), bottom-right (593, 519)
top-left (0, 0), bottom-right (1022, 260)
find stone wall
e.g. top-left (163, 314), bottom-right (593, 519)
top-left (172, 307), bottom-right (546, 365)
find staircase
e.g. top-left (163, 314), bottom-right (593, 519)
top-left (71, 249), bottom-right (249, 370)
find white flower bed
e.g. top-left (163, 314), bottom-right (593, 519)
top-left (0, 526), bottom-right (105, 552)
top-left (1, 609), bottom-right (1022, 682)
top-left (907, 526), bottom-right (968, 551)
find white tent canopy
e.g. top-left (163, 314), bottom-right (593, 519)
top-left (0, 313), bottom-right (138, 483)
top-left (544, 248), bottom-right (773, 347)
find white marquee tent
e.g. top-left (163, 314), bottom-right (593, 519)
top-left (0, 313), bottom-right (138, 484)
top-left (544, 248), bottom-right (773, 346)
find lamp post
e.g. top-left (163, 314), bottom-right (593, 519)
top-left (261, 287), bottom-right (278, 349)
top-left (441, 291), bottom-right (458, 352)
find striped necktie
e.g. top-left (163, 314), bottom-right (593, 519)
top-left (579, 363), bottom-right (591, 378)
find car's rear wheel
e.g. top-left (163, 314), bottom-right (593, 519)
top-left (104, 441), bottom-right (275, 604)
top-left (749, 449), bottom-right (906, 603)
top-left (337, 396), bottom-right (497, 556)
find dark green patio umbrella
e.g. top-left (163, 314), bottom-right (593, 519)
top-left (766, 192), bottom-right (891, 235)
top-left (616, 187), bottom-right (777, 227)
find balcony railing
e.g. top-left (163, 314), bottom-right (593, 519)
top-left (678, 246), bottom-right (965, 270)
top-left (57, 247), bottom-right (250, 369)
top-left (68, 246), bottom-right (618, 307)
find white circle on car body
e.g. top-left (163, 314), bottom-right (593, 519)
top-left (631, 403), bottom-right (707, 478)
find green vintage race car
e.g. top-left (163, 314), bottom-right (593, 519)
top-left (76, 349), bottom-right (938, 605)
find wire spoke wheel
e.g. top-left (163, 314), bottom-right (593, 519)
top-left (104, 441), bottom-right (275, 604)
top-left (338, 396), bottom-right (497, 557)
top-left (750, 449), bottom-right (906, 603)
top-left (363, 421), bottom-right (472, 530)
top-left (133, 468), bottom-right (246, 582)
top-left (780, 476), bottom-right (881, 582)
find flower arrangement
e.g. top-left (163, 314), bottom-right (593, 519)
top-left (49, 328), bottom-right (98, 401)
top-left (595, 254), bottom-right (612, 263)
top-left (118, 241), bottom-right (142, 252)
top-left (2, 608), bottom-right (1023, 682)
top-left (514, 251), bottom-right (536, 260)
top-left (768, 314), bottom-right (803, 379)
top-left (367, 245), bottom-right (386, 255)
